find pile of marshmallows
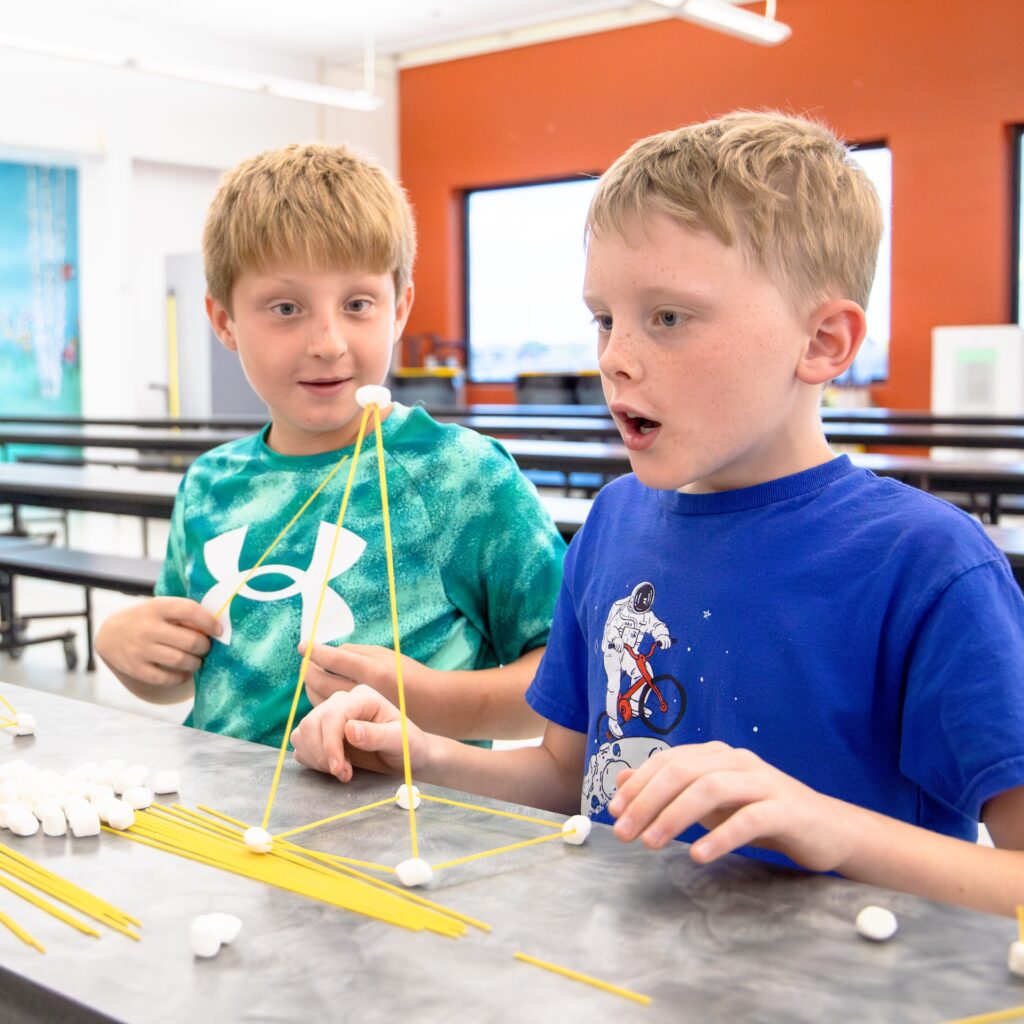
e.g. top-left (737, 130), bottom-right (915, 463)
top-left (0, 759), bottom-right (179, 839)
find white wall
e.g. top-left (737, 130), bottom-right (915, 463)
top-left (0, 6), bottom-right (397, 418)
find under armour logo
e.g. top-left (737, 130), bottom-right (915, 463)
top-left (201, 521), bottom-right (366, 645)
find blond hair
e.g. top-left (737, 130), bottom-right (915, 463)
top-left (588, 111), bottom-right (882, 311)
top-left (203, 143), bottom-right (416, 311)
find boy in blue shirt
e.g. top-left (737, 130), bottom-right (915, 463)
top-left (290, 113), bottom-right (1024, 916)
top-left (95, 143), bottom-right (565, 747)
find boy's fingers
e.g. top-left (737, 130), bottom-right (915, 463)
top-left (317, 704), bottom-right (352, 781)
top-left (167, 599), bottom-right (223, 637)
top-left (691, 801), bottom-right (780, 863)
top-left (344, 718), bottom-right (395, 756)
top-left (636, 771), bottom-right (769, 849)
top-left (304, 661), bottom-right (354, 698)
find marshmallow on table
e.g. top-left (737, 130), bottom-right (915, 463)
top-left (395, 858), bottom-right (433, 888)
top-left (41, 808), bottom-right (67, 837)
top-left (13, 713), bottom-right (36, 736)
top-left (68, 803), bottom-right (101, 838)
top-left (105, 801), bottom-right (136, 831)
top-left (243, 827), bottom-right (273, 854)
top-left (122, 787), bottom-right (153, 810)
top-left (190, 913), bottom-right (243, 958)
top-left (1009, 940), bottom-right (1024, 977)
top-left (149, 770), bottom-right (180, 795)
top-left (355, 384), bottom-right (392, 411)
top-left (561, 815), bottom-right (592, 846)
top-left (855, 905), bottom-right (898, 942)
top-left (6, 807), bottom-right (40, 837)
top-left (395, 784), bottom-right (421, 810)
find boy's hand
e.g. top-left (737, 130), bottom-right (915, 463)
top-left (606, 741), bottom-right (853, 873)
top-left (95, 597), bottom-right (222, 686)
top-left (300, 642), bottom-right (437, 708)
top-left (290, 685), bottom-right (427, 782)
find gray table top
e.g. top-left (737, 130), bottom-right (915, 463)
top-left (0, 683), bottom-right (1021, 1023)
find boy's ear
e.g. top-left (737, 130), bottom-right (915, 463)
top-left (796, 299), bottom-right (868, 385)
top-left (206, 294), bottom-right (238, 352)
top-left (393, 282), bottom-right (414, 345)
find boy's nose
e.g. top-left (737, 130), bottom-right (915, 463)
top-left (309, 315), bottom-right (349, 359)
top-left (598, 324), bottom-right (640, 381)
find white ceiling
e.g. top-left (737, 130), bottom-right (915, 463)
top-left (16, 0), bottom-right (691, 66)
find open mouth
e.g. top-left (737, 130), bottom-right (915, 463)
top-left (621, 411), bottom-right (661, 436)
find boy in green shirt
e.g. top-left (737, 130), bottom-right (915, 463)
top-left (96, 143), bottom-right (565, 747)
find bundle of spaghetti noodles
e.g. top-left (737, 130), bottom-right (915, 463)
top-left (107, 803), bottom-right (487, 938)
top-left (0, 841), bottom-right (140, 953)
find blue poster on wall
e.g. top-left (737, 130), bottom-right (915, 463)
top-left (0, 160), bottom-right (81, 418)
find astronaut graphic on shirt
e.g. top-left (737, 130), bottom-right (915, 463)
top-left (603, 581), bottom-right (672, 739)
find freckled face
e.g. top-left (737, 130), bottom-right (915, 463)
top-left (209, 266), bottom-right (412, 456)
top-left (584, 215), bottom-right (815, 492)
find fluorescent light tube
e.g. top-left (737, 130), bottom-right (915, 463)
top-left (264, 77), bottom-right (384, 111)
top-left (0, 32), bottom-right (128, 67)
top-left (134, 59), bottom-right (265, 93)
top-left (677, 0), bottom-right (792, 45)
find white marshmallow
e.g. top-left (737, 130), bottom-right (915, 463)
top-left (395, 784), bottom-right (421, 810)
top-left (0, 781), bottom-right (17, 804)
top-left (561, 815), bottom-right (592, 845)
top-left (68, 803), bottom-right (101, 838)
top-left (190, 916), bottom-right (225, 958)
top-left (66, 761), bottom-right (99, 783)
top-left (6, 808), bottom-right (40, 836)
top-left (32, 798), bottom-right (63, 821)
top-left (203, 912), bottom-right (242, 945)
top-left (61, 780), bottom-right (90, 803)
top-left (355, 384), bottom-right (392, 411)
top-left (1009, 940), bottom-right (1024, 977)
top-left (102, 758), bottom-right (126, 775)
top-left (395, 857), bottom-right (433, 888)
top-left (105, 801), bottom-right (135, 831)
top-left (149, 770), bottom-right (180, 795)
top-left (855, 905), bottom-right (898, 942)
top-left (122, 787), bottom-right (153, 810)
top-left (0, 802), bottom-right (19, 828)
top-left (88, 783), bottom-right (115, 805)
top-left (243, 827), bottom-right (273, 854)
top-left (13, 713), bottom-right (36, 736)
top-left (41, 808), bottom-right (67, 837)
top-left (63, 796), bottom-right (93, 818)
top-left (124, 764), bottom-right (149, 789)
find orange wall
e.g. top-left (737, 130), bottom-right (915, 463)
top-left (399, 0), bottom-right (1024, 408)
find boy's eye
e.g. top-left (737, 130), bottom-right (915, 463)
top-left (272, 302), bottom-right (300, 316)
top-left (592, 314), bottom-right (613, 332)
top-left (657, 310), bottom-right (683, 327)
top-left (347, 298), bottom-right (372, 313)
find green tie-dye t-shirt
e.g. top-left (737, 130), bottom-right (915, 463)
top-left (156, 404), bottom-right (566, 746)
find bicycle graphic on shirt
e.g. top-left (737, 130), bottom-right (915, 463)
top-left (598, 637), bottom-right (687, 740)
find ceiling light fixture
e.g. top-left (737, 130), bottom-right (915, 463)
top-left (0, 33), bottom-right (383, 110)
top-left (649, 0), bottom-right (792, 46)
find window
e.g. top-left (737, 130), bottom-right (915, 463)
top-left (1014, 127), bottom-right (1024, 325)
top-left (465, 178), bottom-right (598, 383)
top-left (834, 144), bottom-right (893, 385)
top-left (464, 145), bottom-right (893, 384)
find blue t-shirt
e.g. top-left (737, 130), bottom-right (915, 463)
top-left (526, 456), bottom-right (1024, 860)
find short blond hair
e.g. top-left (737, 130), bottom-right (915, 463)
top-left (588, 111), bottom-right (882, 311)
top-left (203, 143), bottom-right (416, 311)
